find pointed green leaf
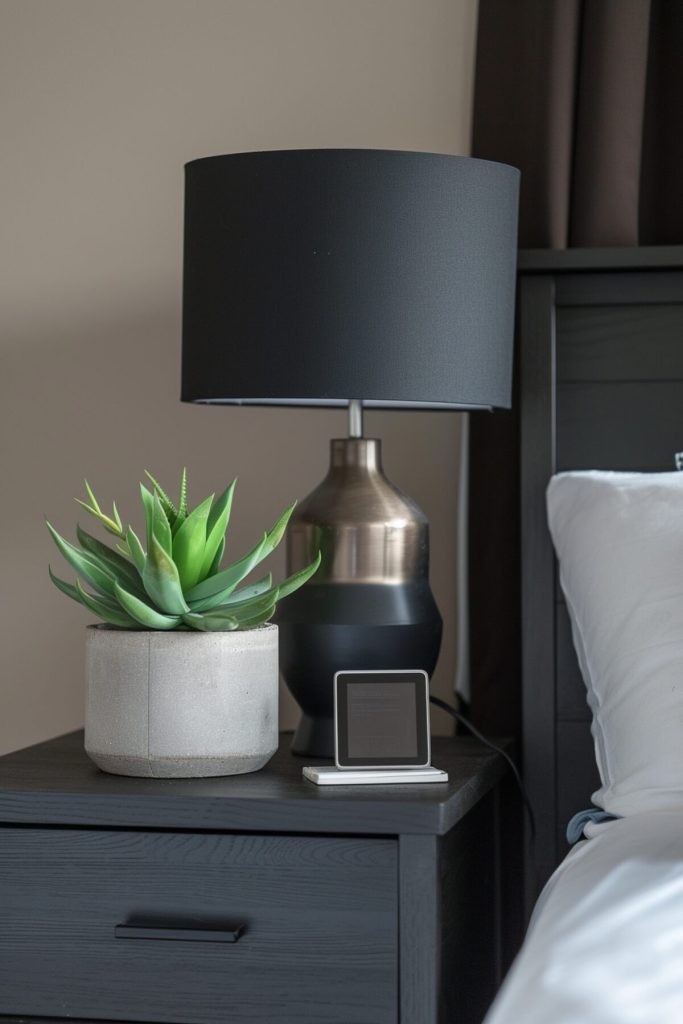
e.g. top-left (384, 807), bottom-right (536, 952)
top-left (74, 498), bottom-right (103, 522)
top-left (126, 525), bottom-right (146, 576)
top-left (194, 553), bottom-right (320, 622)
top-left (220, 591), bottom-right (278, 621)
top-left (199, 480), bottom-right (236, 582)
top-left (261, 501), bottom-right (297, 560)
top-left (142, 534), bottom-right (189, 614)
top-left (140, 484), bottom-right (155, 550)
top-left (208, 536), bottom-right (225, 576)
top-left (233, 600), bottom-right (278, 630)
top-left (184, 593), bottom-right (277, 631)
top-left (111, 500), bottom-right (123, 533)
top-left (207, 479), bottom-right (236, 534)
top-left (76, 580), bottom-right (139, 628)
top-left (181, 611), bottom-right (239, 632)
top-left (74, 498), bottom-right (122, 538)
top-left (277, 551), bottom-right (322, 600)
top-left (215, 574), bottom-right (272, 607)
top-left (49, 566), bottom-right (83, 607)
top-left (171, 493), bottom-right (214, 591)
top-left (76, 526), bottom-right (145, 595)
top-left (184, 534), bottom-right (268, 609)
top-left (151, 493), bottom-right (173, 556)
top-left (84, 480), bottom-right (101, 513)
top-left (145, 470), bottom-right (177, 525)
top-left (178, 467), bottom-right (188, 518)
top-left (114, 582), bottom-right (181, 630)
top-left (50, 567), bottom-right (131, 621)
top-left (46, 521), bottom-right (116, 597)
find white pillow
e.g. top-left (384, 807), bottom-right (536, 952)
top-left (547, 471), bottom-right (683, 817)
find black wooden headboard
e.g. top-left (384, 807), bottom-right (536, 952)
top-left (516, 246), bottom-right (683, 911)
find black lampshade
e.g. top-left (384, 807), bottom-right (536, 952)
top-left (181, 149), bottom-right (519, 410)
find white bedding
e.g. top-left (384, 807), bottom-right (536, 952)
top-left (485, 811), bottom-right (683, 1024)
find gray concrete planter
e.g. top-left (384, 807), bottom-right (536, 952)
top-left (84, 624), bottom-right (279, 778)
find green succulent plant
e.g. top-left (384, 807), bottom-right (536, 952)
top-left (47, 470), bottom-right (320, 631)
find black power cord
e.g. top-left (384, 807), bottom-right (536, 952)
top-left (430, 694), bottom-right (536, 844)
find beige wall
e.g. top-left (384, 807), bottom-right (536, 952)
top-left (0, 0), bottom-right (478, 754)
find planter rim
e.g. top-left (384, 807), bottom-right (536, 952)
top-left (85, 622), bottom-right (278, 648)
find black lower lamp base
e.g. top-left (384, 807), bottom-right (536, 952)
top-left (277, 582), bottom-right (443, 758)
top-left (291, 715), bottom-right (335, 758)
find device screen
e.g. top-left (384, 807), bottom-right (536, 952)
top-left (335, 671), bottom-right (430, 767)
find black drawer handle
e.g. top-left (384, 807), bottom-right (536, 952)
top-left (115, 922), bottom-right (244, 943)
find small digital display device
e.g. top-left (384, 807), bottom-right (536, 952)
top-left (334, 670), bottom-right (431, 770)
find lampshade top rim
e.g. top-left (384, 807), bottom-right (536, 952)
top-left (184, 147), bottom-right (520, 179)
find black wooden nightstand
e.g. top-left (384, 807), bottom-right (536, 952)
top-left (0, 732), bottom-right (508, 1024)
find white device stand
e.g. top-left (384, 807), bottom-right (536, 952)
top-left (303, 765), bottom-right (448, 786)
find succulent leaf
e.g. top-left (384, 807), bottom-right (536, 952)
top-left (196, 553), bottom-right (320, 621)
top-left (261, 501), bottom-right (297, 559)
top-left (234, 601), bottom-right (278, 630)
top-left (126, 526), bottom-right (146, 576)
top-left (142, 534), bottom-right (190, 614)
top-left (171, 493), bottom-right (214, 591)
top-left (181, 611), bottom-right (239, 632)
top-left (114, 582), bottom-right (182, 629)
top-left (183, 594), bottom-right (277, 631)
top-left (50, 567), bottom-right (131, 621)
top-left (145, 470), bottom-right (178, 525)
top-left (111, 500), bottom-right (123, 533)
top-left (76, 526), bottom-right (145, 596)
top-left (217, 574), bottom-right (272, 607)
top-left (84, 480), bottom-right (101, 513)
top-left (185, 602), bottom-right (276, 631)
top-left (151, 493), bottom-right (173, 556)
top-left (185, 533), bottom-right (268, 610)
top-left (48, 566), bottom-right (84, 606)
top-left (178, 467), bottom-right (188, 518)
top-left (75, 481), bottom-right (125, 538)
top-left (76, 580), bottom-right (139, 628)
top-left (276, 551), bottom-right (322, 599)
top-left (208, 536), bottom-right (225, 576)
top-left (46, 522), bottom-right (117, 597)
top-left (140, 484), bottom-right (155, 549)
top-left (74, 498), bottom-right (122, 538)
top-left (199, 480), bottom-right (236, 581)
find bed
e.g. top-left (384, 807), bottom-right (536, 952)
top-left (476, 245), bottom-right (683, 1021)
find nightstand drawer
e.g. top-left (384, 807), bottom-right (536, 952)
top-left (0, 828), bottom-right (397, 1024)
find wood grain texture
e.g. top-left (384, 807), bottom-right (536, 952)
top-left (557, 381), bottom-right (683, 471)
top-left (0, 828), bottom-right (397, 1024)
top-left (437, 793), bottom-right (498, 1024)
top-left (518, 245), bottom-right (683, 273)
top-left (518, 251), bottom-right (683, 899)
top-left (555, 270), bottom-right (683, 307)
top-left (398, 796), bottom-right (500, 1024)
top-left (557, 304), bottom-right (683, 381)
top-left (0, 732), bottom-right (506, 837)
top-left (399, 834), bottom-right (439, 1024)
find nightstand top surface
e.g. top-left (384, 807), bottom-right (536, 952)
top-left (0, 731), bottom-right (506, 836)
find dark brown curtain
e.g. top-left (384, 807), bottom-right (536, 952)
top-left (468, 0), bottom-right (683, 736)
top-left (472, 0), bottom-right (683, 249)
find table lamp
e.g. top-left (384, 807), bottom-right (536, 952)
top-left (181, 149), bottom-right (519, 756)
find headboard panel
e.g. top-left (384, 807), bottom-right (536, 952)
top-left (518, 247), bottom-right (683, 912)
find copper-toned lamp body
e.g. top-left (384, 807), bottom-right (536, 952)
top-left (277, 433), bottom-right (442, 756)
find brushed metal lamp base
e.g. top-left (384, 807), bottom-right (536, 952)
top-left (276, 402), bottom-right (443, 758)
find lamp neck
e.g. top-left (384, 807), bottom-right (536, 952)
top-left (329, 437), bottom-right (382, 472)
top-left (348, 399), bottom-right (364, 438)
